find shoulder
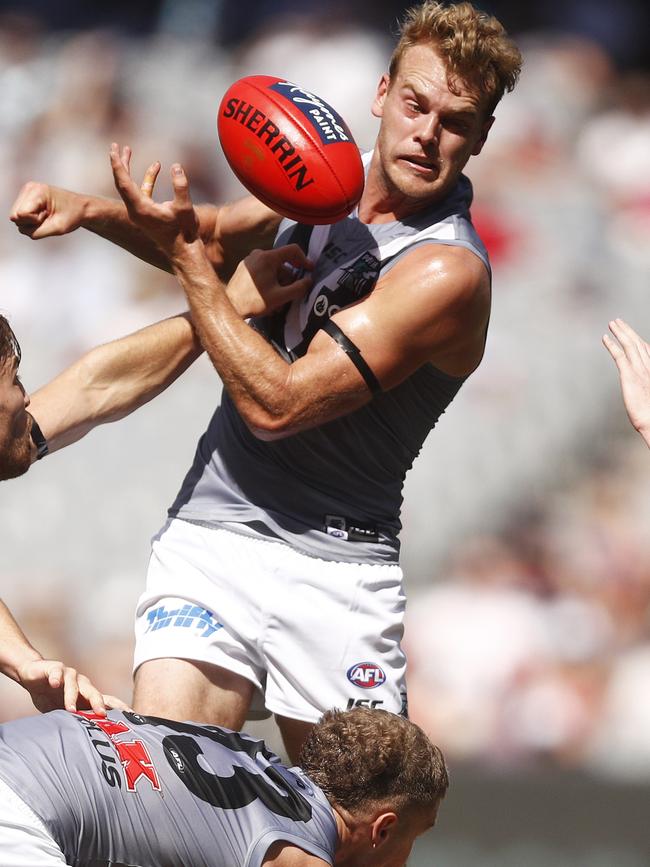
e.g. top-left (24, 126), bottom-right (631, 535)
top-left (375, 241), bottom-right (490, 323)
top-left (262, 840), bottom-right (332, 866)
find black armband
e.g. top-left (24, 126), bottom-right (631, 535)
top-left (29, 416), bottom-right (49, 460)
top-left (321, 319), bottom-right (382, 397)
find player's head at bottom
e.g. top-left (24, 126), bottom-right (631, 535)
top-left (300, 707), bottom-right (448, 865)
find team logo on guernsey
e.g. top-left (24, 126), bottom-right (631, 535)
top-left (336, 251), bottom-right (380, 298)
top-left (347, 662), bottom-right (386, 689)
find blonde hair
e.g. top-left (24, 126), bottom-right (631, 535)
top-left (389, 1), bottom-right (522, 114)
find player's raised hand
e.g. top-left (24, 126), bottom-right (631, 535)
top-left (9, 182), bottom-right (87, 239)
top-left (17, 658), bottom-right (131, 715)
top-left (110, 143), bottom-right (199, 256)
top-left (227, 244), bottom-right (313, 317)
top-left (603, 318), bottom-right (650, 449)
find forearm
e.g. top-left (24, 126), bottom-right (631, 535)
top-left (30, 313), bottom-right (203, 453)
top-left (172, 244), bottom-right (294, 433)
top-left (82, 195), bottom-right (174, 271)
top-left (0, 601), bottom-right (42, 682)
top-left (83, 198), bottom-right (223, 273)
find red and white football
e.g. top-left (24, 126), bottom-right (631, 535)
top-left (217, 75), bottom-right (364, 224)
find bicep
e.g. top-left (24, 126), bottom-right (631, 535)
top-left (276, 246), bottom-right (489, 432)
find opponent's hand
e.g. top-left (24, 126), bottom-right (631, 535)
top-left (9, 183), bottom-right (86, 239)
top-left (228, 244), bottom-right (313, 317)
top-left (17, 658), bottom-right (132, 715)
top-left (110, 142), bottom-right (199, 257)
top-left (603, 318), bottom-right (650, 448)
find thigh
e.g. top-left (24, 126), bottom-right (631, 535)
top-left (264, 553), bottom-right (408, 723)
top-left (133, 658), bottom-right (254, 729)
top-left (134, 520), bottom-right (270, 717)
top-left (0, 778), bottom-right (66, 866)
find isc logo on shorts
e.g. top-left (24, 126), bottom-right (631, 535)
top-left (347, 662), bottom-right (386, 689)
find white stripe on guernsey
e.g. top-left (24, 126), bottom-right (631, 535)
top-left (376, 219), bottom-right (458, 259)
top-left (284, 224), bottom-right (331, 348)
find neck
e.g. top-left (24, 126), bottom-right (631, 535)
top-left (332, 806), bottom-right (370, 866)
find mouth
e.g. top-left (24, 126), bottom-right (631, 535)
top-left (400, 155), bottom-right (439, 175)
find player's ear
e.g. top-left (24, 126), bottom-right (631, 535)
top-left (370, 811), bottom-right (398, 849)
top-left (471, 115), bottom-right (495, 156)
top-left (372, 74), bottom-right (390, 119)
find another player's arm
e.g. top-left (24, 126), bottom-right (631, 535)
top-left (28, 312), bottom-right (203, 457)
top-left (10, 168), bottom-right (281, 277)
top-left (0, 599), bottom-right (128, 714)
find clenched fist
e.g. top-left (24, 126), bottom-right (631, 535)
top-left (10, 182), bottom-right (87, 239)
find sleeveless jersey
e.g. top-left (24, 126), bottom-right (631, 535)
top-left (170, 164), bottom-right (490, 564)
top-left (0, 710), bottom-right (337, 867)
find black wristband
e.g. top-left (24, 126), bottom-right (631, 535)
top-left (29, 416), bottom-right (49, 460)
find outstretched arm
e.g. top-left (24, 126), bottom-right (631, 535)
top-left (603, 319), bottom-right (650, 449)
top-left (10, 158), bottom-right (282, 278)
top-left (0, 600), bottom-right (128, 714)
top-left (28, 312), bottom-right (203, 457)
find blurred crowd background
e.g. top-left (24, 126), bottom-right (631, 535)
top-left (1, 1), bottom-right (649, 863)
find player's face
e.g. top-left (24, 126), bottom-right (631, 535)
top-left (0, 355), bottom-right (32, 481)
top-left (371, 42), bottom-right (493, 216)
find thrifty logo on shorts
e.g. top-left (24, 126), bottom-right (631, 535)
top-left (347, 662), bottom-right (386, 689)
top-left (145, 604), bottom-right (223, 638)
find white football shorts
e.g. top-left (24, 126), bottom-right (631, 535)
top-left (0, 777), bottom-right (66, 865)
top-left (134, 519), bottom-right (407, 722)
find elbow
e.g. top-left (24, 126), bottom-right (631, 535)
top-left (245, 412), bottom-right (296, 442)
top-left (239, 402), bottom-right (298, 441)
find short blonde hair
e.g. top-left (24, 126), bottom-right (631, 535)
top-left (389, 1), bottom-right (522, 115)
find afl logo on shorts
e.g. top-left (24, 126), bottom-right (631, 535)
top-left (347, 662), bottom-right (386, 689)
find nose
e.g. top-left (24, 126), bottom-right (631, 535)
top-left (415, 112), bottom-right (441, 147)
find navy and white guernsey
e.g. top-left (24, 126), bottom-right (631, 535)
top-left (170, 160), bottom-right (490, 564)
top-left (0, 710), bottom-right (337, 867)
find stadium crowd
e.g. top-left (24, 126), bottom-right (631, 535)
top-left (1, 3), bottom-right (649, 786)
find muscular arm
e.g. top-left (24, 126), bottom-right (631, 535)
top-left (28, 312), bottom-right (203, 456)
top-left (10, 178), bottom-right (281, 277)
top-left (174, 240), bottom-right (489, 439)
top-left (111, 149), bottom-right (490, 440)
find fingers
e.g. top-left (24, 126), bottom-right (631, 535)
top-left (141, 161), bottom-right (161, 199)
top-left (9, 182), bottom-right (49, 234)
top-left (602, 332), bottom-right (624, 368)
top-left (62, 666), bottom-right (82, 712)
top-left (274, 242), bottom-right (313, 271)
top-left (103, 694), bottom-right (133, 712)
top-left (604, 319), bottom-right (650, 369)
top-left (110, 141), bottom-right (140, 208)
top-left (170, 163), bottom-right (194, 214)
top-left (76, 675), bottom-right (108, 716)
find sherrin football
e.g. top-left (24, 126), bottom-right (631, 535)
top-left (217, 75), bottom-right (364, 224)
